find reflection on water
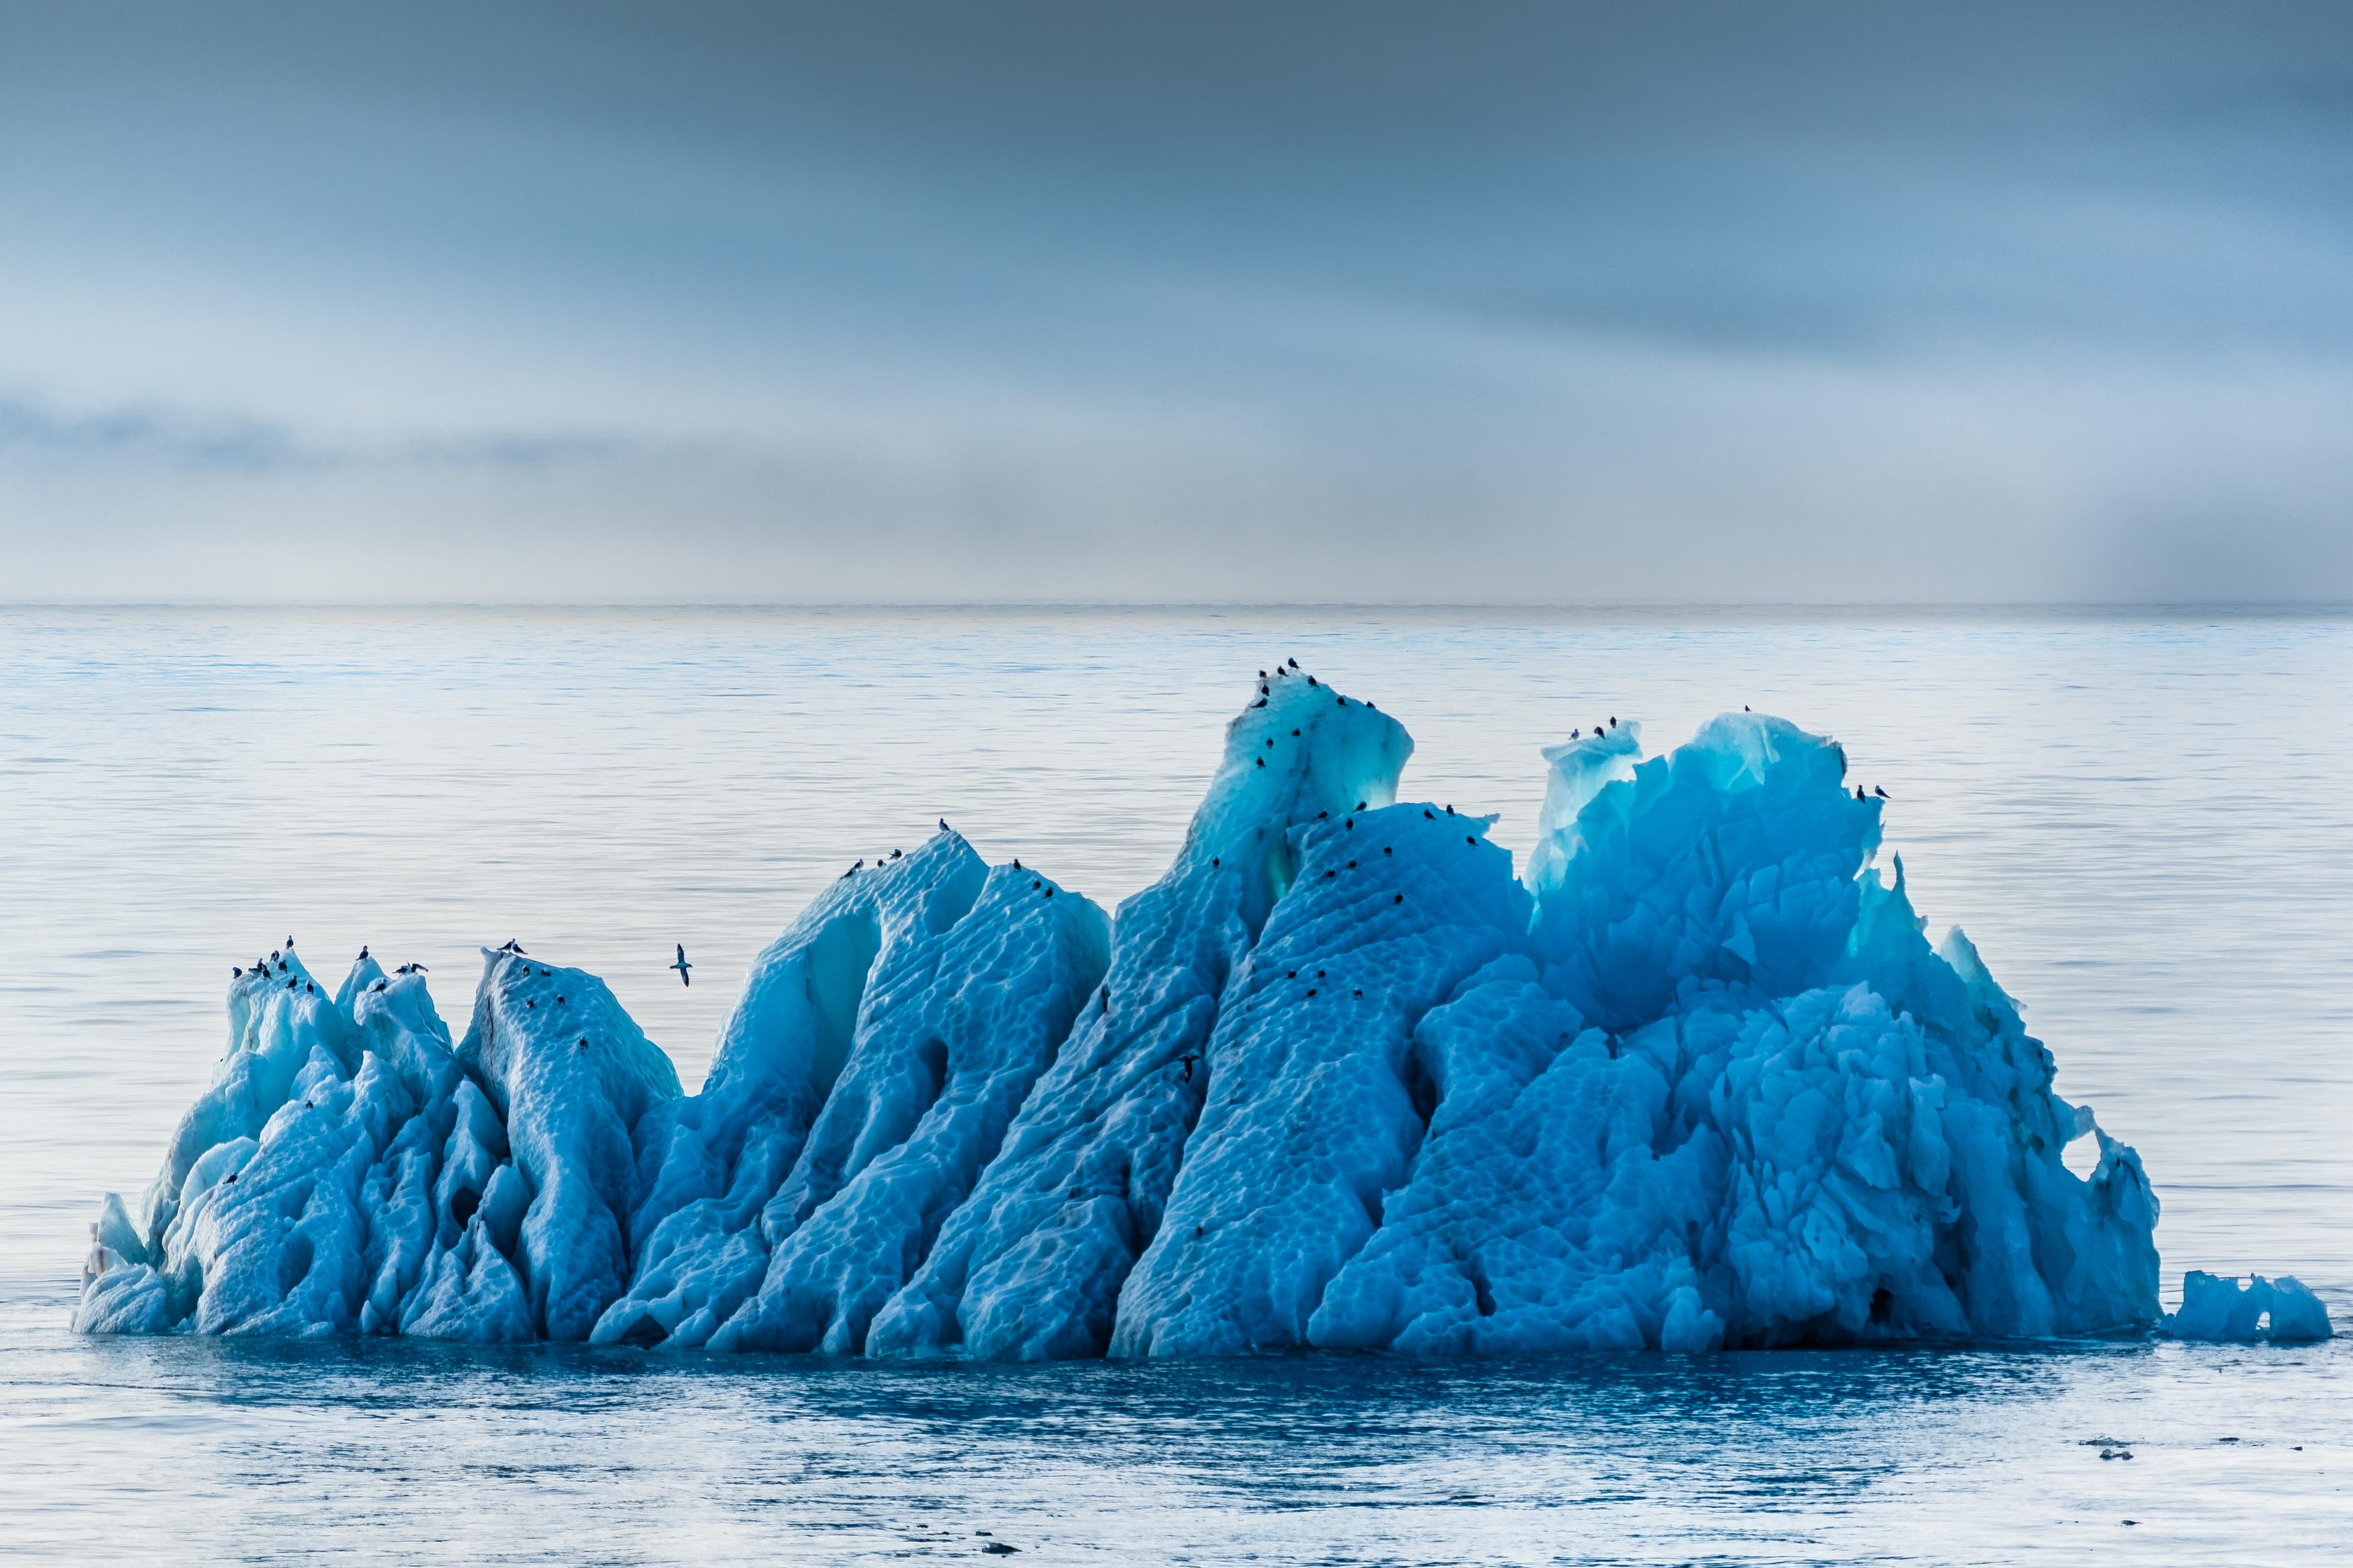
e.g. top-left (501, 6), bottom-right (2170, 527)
top-left (1, 606), bottom-right (2348, 1562)
top-left (2, 1307), bottom-right (2346, 1565)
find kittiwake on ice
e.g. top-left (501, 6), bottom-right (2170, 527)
top-left (74, 669), bottom-right (2323, 1354)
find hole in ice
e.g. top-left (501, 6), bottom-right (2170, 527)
top-left (912, 1037), bottom-right (949, 1120)
top-left (2061, 1130), bottom-right (2100, 1180)
top-left (2258, 1310), bottom-right (2272, 1335)
top-left (450, 1188), bottom-right (480, 1227)
top-left (1401, 1047), bottom-right (1439, 1130)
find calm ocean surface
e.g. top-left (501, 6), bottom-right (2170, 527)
top-left (1, 605), bottom-right (2347, 1564)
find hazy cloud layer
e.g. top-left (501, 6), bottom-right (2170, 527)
top-left (2, 2), bottom-right (2348, 602)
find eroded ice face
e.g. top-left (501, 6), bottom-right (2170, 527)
top-left (78, 663), bottom-right (2221, 1354)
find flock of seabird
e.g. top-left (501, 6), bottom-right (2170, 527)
top-left (221, 673), bottom-right (1899, 1032)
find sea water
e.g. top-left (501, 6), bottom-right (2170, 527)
top-left (1, 606), bottom-right (2346, 1563)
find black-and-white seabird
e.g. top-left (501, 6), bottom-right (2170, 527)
top-left (1874, 786), bottom-right (1891, 800)
top-left (671, 944), bottom-right (692, 987)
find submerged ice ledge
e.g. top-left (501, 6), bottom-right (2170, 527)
top-left (76, 669), bottom-right (2321, 1354)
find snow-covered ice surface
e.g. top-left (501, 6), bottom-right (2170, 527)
top-left (8, 606), bottom-right (2352, 1563)
top-left (73, 664), bottom-right (2228, 1356)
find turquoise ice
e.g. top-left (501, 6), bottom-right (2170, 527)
top-left (79, 668), bottom-right (2267, 1352)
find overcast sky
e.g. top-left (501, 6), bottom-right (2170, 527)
top-left (3, 2), bottom-right (2348, 603)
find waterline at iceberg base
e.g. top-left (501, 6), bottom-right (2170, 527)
top-left (75, 669), bottom-right (2317, 1354)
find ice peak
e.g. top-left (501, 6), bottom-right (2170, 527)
top-left (1180, 672), bottom-right (1412, 884)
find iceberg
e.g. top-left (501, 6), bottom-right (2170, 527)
top-left (81, 667), bottom-right (2247, 1354)
top-left (2164, 1271), bottom-right (2333, 1344)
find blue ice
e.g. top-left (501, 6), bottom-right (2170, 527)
top-left (2165, 1270), bottom-right (2332, 1343)
top-left (79, 668), bottom-right (2305, 1353)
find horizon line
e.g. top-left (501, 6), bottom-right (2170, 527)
top-left (2, 597), bottom-right (2350, 618)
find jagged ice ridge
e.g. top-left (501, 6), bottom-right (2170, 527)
top-left (78, 669), bottom-right (2321, 1352)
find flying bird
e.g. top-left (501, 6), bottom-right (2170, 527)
top-left (671, 944), bottom-right (692, 987)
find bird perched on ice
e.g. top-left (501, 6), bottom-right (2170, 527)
top-left (1874, 786), bottom-right (1890, 800)
top-left (671, 944), bottom-right (692, 987)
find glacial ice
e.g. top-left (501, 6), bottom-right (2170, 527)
top-left (2164, 1271), bottom-right (2333, 1344)
top-left (81, 667), bottom-right (2301, 1354)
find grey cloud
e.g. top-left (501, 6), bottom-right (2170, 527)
top-left (0, 399), bottom-right (299, 474)
top-left (0, 2), bottom-right (2349, 602)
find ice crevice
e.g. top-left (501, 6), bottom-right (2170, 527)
top-left (75, 666), bottom-right (2326, 1352)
